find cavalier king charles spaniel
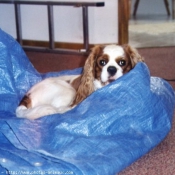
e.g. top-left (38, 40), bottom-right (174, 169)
top-left (16, 44), bottom-right (144, 119)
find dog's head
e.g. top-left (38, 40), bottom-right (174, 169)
top-left (72, 44), bottom-right (144, 105)
top-left (93, 44), bottom-right (144, 84)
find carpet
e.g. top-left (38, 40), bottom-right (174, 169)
top-left (129, 22), bottom-right (175, 35)
top-left (129, 22), bottom-right (175, 48)
top-left (26, 46), bottom-right (175, 90)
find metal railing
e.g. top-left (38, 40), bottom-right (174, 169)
top-left (0, 0), bottom-right (105, 54)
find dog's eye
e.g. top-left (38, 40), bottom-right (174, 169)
top-left (118, 60), bottom-right (126, 66)
top-left (99, 60), bottom-right (107, 66)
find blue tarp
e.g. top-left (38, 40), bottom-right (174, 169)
top-left (0, 29), bottom-right (174, 175)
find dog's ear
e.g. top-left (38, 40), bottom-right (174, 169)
top-left (72, 45), bottom-right (103, 106)
top-left (123, 44), bottom-right (144, 68)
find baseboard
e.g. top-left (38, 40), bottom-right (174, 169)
top-left (22, 40), bottom-right (95, 50)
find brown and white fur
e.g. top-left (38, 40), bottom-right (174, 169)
top-left (16, 44), bottom-right (144, 120)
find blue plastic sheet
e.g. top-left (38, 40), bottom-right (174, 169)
top-left (0, 29), bottom-right (174, 175)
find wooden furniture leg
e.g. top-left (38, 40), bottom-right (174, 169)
top-left (172, 0), bottom-right (175, 19)
top-left (164, 0), bottom-right (171, 15)
top-left (133, 0), bottom-right (171, 17)
top-left (133, 0), bottom-right (140, 16)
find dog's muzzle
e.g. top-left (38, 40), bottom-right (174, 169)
top-left (107, 66), bottom-right (117, 76)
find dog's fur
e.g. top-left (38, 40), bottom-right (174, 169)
top-left (16, 44), bottom-right (144, 119)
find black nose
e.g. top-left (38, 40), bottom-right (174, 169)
top-left (107, 66), bottom-right (117, 76)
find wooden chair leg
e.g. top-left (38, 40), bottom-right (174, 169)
top-left (173, 0), bottom-right (175, 19)
top-left (133, 0), bottom-right (171, 17)
top-left (164, 0), bottom-right (171, 16)
top-left (133, 0), bottom-right (140, 16)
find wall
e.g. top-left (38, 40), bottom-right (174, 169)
top-left (0, 0), bottom-right (118, 45)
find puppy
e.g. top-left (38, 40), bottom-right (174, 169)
top-left (16, 44), bottom-right (144, 119)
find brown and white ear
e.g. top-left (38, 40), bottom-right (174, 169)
top-left (72, 45), bottom-right (103, 106)
top-left (123, 44), bottom-right (144, 67)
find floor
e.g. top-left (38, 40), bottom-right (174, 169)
top-left (129, 14), bottom-right (175, 48)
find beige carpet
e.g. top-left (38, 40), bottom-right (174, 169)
top-left (129, 22), bottom-right (175, 48)
top-left (129, 22), bottom-right (175, 35)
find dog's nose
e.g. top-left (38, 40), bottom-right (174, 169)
top-left (107, 66), bottom-right (117, 76)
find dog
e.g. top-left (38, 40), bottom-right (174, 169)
top-left (16, 44), bottom-right (144, 120)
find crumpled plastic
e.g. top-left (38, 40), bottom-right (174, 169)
top-left (0, 28), bottom-right (174, 175)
